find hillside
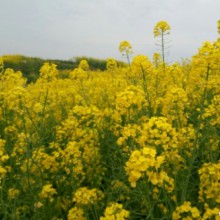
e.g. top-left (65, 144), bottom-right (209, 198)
top-left (1, 55), bottom-right (126, 82)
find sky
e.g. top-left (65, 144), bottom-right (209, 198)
top-left (1, 0), bottom-right (220, 62)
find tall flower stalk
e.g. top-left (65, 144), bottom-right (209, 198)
top-left (154, 20), bottom-right (171, 73)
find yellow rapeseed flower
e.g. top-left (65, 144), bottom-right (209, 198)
top-left (118, 41), bottom-right (133, 55)
top-left (39, 184), bottom-right (57, 202)
top-left (100, 203), bottom-right (129, 220)
top-left (154, 20), bottom-right (171, 37)
top-left (73, 187), bottom-right (104, 205)
top-left (68, 207), bottom-right (86, 220)
top-left (172, 201), bottom-right (200, 220)
top-left (8, 188), bottom-right (20, 200)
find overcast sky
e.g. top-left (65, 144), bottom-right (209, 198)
top-left (1, 0), bottom-right (220, 62)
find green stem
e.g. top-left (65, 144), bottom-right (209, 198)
top-left (180, 64), bottom-right (210, 202)
top-left (140, 64), bottom-right (153, 117)
top-left (161, 32), bottom-right (166, 74)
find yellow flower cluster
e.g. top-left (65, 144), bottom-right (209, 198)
top-left (0, 139), bottom-right (8, 162)
top-left (198, 162), bottom-right (220, 204)
top-left (193, 40), bottom-right (220, 73)
top-left (138, 117), bottom-right (179, 150)
top-left (55, 106), bottom-right (104, 185)
top-left (202, 205), bottom-right (220, 220)
top-left (0, 19), bottom-right (220, 219)
top-left (118, 41), bottom-right (133, 55)
top-left (125, 146), bottom-right (174, 193)
top-left (203, 95), bottom-right (220, 126)
top-left (161, 86), bottom-right (189, 127)
top-left (0, 57), bottom-right (3, 71)
top-left (61, 141), bottom-right (85, 183)
top-left (106, 58), bottom-right (117, 71)
top-left (0, 68), bottom-right (26, 89)
top-left (0, 139), bottom-right (9, 178)
top-left (117, 123), bottom-right (141, 152)
top-left (29, 147), bottom-right (59, 174)
top-left (147, 170), bottom-right (174, 193)
top-left (79, 59), bottom-right (90, 71)
top-left (177, 125), bottom-right (196, 158)
top-left (153, 52), bottom-right (162, 66)
top-left (131, 54), bottom-right (153, 76)
top-left (69, 66), bottom-right (87, 80)
top-left (39, 62), bottom-right (58, 81)
top-left (67, 207), bottom-right (86, 220)
top-left (39, 184), bottom-right (57, 202)
top-left (8, 188), bottom-right (20, 200)
top-left (73, 187), bottom-right (104, 205)
top-left (126, 147), bottom-right (156, 186)
top-left (100, 203), bottom-right (129, 220)
top-left (138, 117), bottom-right (183, 169)
top-left (172, 201), bottom-right (200, 219)
top-left (153, 20), bottom-right (171, 37)
top-left (115, 85), bottom-right (147, 118)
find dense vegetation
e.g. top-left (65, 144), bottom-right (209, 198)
top-left (0, 20), bottom-right (220, 219)
top-left (2, 55), bottom-right (126, 82)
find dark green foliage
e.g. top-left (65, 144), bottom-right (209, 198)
top-left (2, 55), bottom-right (76, 83)
top-left (73, 56), bottom-right (126, 71)
top-left (2, 55), bottom-right (126, 83)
